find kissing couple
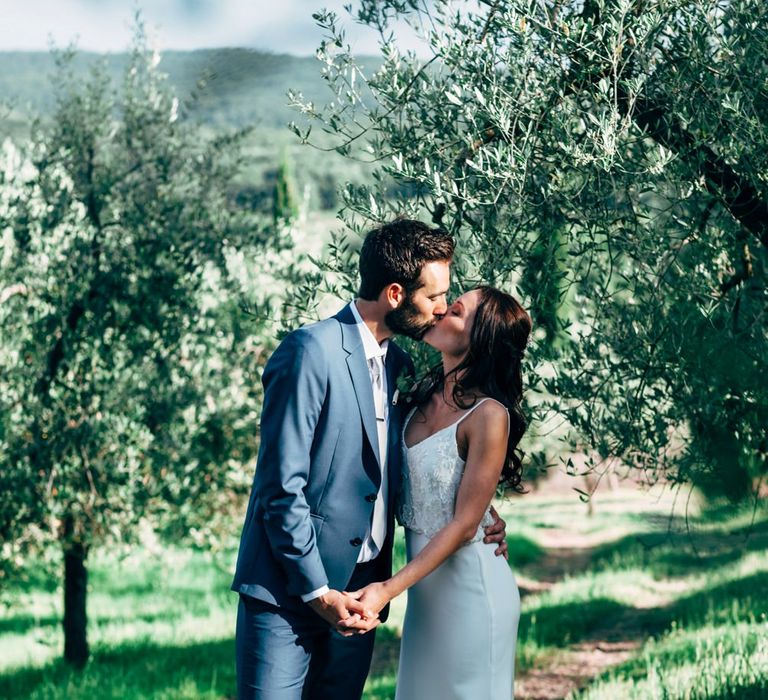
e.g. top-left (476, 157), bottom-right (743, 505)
top-left (232, 218), bottom-right (532, 699)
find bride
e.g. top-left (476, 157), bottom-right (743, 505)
top-left (351, 285), bottom-right (532, 699)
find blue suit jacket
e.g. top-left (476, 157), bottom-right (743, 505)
top-left (231, 303), bottom-right (414, 616)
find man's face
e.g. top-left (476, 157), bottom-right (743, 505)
top-left (385, 260), bottom-right (451, 340)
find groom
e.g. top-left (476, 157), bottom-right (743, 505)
top-left (231, 219), bottom-right (508, 699)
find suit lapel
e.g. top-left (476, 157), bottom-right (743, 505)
top-left (385, 349), bottom-right (398, 408)
top-left (384, 349), bottom-right (404, 512)
top-left (337, 305), bottom-right (382, 482)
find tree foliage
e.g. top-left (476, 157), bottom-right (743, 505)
top-left (291, 0), bottom-right (767, 498)
top-left (273, 152), bottom-right (300, 225)
top-left (0, 23), bottom-right (287, 664)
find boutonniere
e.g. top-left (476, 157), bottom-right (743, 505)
top-left (392, 367), bottom-right (418, 406)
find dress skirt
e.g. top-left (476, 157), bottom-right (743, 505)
top-left (395, 529), bottom-right (521, 700)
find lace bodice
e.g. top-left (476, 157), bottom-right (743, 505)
top-left (397, 399), bottom-right (504, 542)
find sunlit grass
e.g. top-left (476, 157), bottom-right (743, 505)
top-left (0, 639), bottom-right (236, 700)
top-left (573, 618), bottom-right (768, 700)
top-left (0, 547), bottom-right (236, 674)
top-left (1, 493), bottom-right (766, 698)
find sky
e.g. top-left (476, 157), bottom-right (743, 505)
top-left (0, 0), bottom-right (428, 56)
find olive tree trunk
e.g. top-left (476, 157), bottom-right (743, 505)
top-left (63, 540), bottom-right (89, 668)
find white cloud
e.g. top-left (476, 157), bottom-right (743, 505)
top-left (0, 0), bottom-right (429, 56)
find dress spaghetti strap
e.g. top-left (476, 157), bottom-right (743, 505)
top-left (454, 397), bottom-right (509, 430)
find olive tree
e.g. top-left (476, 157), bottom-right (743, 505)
top-left (289, 0), bottom-right (767, 499)
top-left (0, 27), bottom-right (285, 666)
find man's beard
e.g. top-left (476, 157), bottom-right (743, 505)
top-left (385, 297), bottom-right (435, 340)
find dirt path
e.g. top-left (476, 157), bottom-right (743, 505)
top-left (515, 639), bottom-right (640, 700)
top-left (514, 531), bottom-right (646, 700)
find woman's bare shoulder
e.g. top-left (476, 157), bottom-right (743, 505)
top-left (461, 396), bottom-right (509, 437)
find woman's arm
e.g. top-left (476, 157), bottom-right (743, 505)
top-left (352, 401), bottom-right (510, 617)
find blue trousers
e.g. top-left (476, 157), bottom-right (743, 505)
top-left (235, 560), bottom-right (380, 700)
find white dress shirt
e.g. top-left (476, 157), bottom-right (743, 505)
top-left (301, 301), bottom-right (390, 603)
top-left (349, 300), bottom-right (390, 562)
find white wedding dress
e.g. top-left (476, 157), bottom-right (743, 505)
top-left (395, 398), bottom-right (520, 700)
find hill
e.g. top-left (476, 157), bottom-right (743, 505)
top-left (0, 49), bottom-right (381, 213)
top-left (0, 48), bottom-right (380, 132)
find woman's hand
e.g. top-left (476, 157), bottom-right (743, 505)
top-left (346, 582), bottom-right (392, 619)
top-left (485, 505), bottom-right (509, 560)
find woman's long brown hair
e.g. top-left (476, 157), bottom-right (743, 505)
top-left (412, 286), bottom-right (532, 492)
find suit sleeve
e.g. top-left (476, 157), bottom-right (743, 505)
top-left (254, 329), bottom-right (329, 598)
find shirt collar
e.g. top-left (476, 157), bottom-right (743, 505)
top-left (350, 301), bottom-right (389, 362)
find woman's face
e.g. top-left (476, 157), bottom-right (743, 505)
top-left (423, 289), bottom-right (482, 356)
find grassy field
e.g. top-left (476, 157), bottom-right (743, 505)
top-left (1, 487), bottom-right (766, 699)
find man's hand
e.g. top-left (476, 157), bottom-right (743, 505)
top-left (484, 505), bottom-right (509, 560)
top-left (306, 589), bottom-right (379, 636)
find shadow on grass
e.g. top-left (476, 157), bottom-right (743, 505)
top-left (0, 615), bottom-right (62, 635)
top-left (0, 610), bottom-right (186, 636)
top-left (0, 627), bottom-right (405, 699)
top-left (0, 638), bottom-right (236, 700)
top-left (589, 620), bottom-right (766, 690)
top-left (519, 571), bottom-right (768, 654)
top-left (507, 533), bottom-right (545, 569)
top-left (705, 680), bottom-right (768, 700)
top-left (590, 516), bottom-right (768, 578)
top-left (5, 550), bottom-right (235, 603)
top-left (2, 570), bottom-right (59, 595)
top-left (604, 571), bottom-right (768, 649)
top-left (660, 572), bottom-right (768, 629)
top-left (519, 598), bottom-right (630, 646)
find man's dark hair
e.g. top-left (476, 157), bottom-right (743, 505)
top-left (358, 219), bottom-right (455, 300)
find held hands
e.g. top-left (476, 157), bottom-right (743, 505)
top-left (309, 511), bottom-right (506, 635)
top-left (346, 582), bottom-right (391, 621)
top-left (484, 505), bottom-right (509, 560)
top-left (306, 589), bottom-right (380, 637)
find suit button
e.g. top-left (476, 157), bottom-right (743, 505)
top-left (365, 493), bottom-right (377, 502)
top-left (350, 537), bottom-right (363, 546)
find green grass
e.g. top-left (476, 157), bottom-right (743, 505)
top-left (501, 491), bottom-right (768, 693)
top-left (0, 640), bottom-right (236, 700)
top-left (573, 619), bottom-right (768, 700)
top-left (0, 547), bottom-right (237, 696)
top-left (1, 492), bottom-right (766, 699)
